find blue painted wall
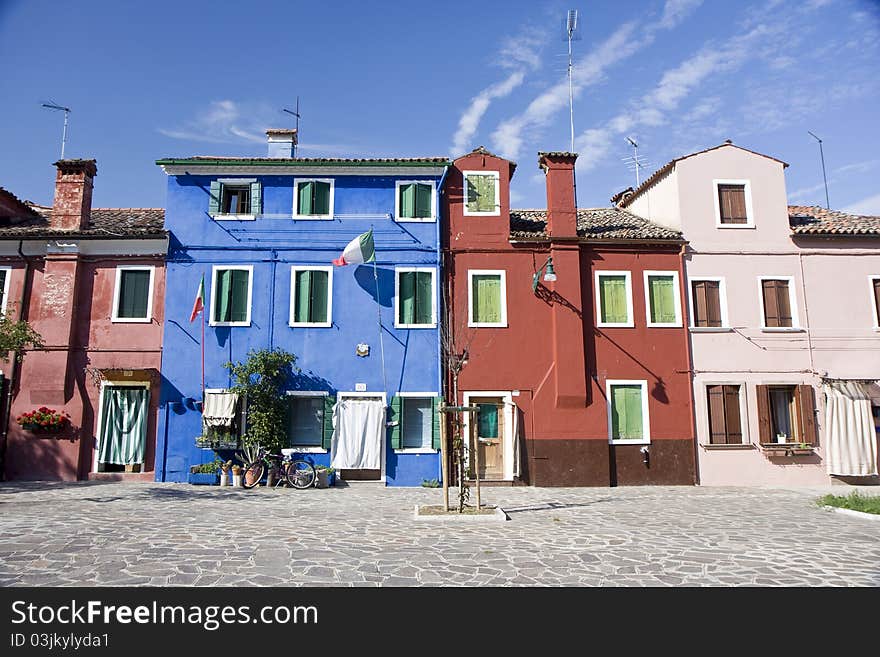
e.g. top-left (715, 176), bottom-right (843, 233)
top-left (155, 170), bottom-right (446, 486)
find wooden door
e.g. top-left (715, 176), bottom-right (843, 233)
top-left (471, 397), bottom-right (505, 479)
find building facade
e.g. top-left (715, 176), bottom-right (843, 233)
top-left (156, 131), bottom-right (449, 486)
top-left (443, 147), bottom-right (696, 486)
top-left (621, 142), bottom-right (880, 485)
top-left (0, 160), bottom-right (167, 481)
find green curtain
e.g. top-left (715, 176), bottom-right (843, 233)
top-left (466, 175), bottom-right (496, 212)
top-left (611, 385), bottom-right (643, 441)
top-left (600, 276), bottom-right (628, 323)
top-left (472, 275), bottom-right (501, 323)
top-left (649, 276), bottom-right (676, 323)
top-left (478, 403), bottom-right (498, 438)
top-left (118, 270), bottom-right (150, 319)
top-left (98, 386), bottom-right (149, 465)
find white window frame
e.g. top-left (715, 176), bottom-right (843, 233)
top-left (687, 276), bottom-right (730, 331)
top-left (289, 266), bottom-right (333, 328)
top-left (292, 177), bottom-right (335, 220)
top-left (713, 179), bottom-right (754, 228)
top-left (462, 170), bottom-right (500, 216)
top-left (467, 269), bottom-right (508, 328)
top-left (757, 275), bottom-right (800, 331)
top-left (701, 382), bottom-right (750, 446)
top-left (643, 270), bottom-right (682, 328)
top-left (870, 276), bottom-right (880, 330)
top-left (212, 178), bottom-right (257, 221)
top-left (595, 271), bottom-right (634, 328)
top-left (394, 180), bottom-right (436, 223)
top-left (395, 392), bottom-right (440, 454)
top-left (111, 265), bottom-right (155, 323)
top-left (0, 266), bottom-right (11, 317)
top-left (606, 379), bottom-right (651, 446)
top-left (284, 390), bottom-right (329, 453)
top-left (209, 265), bottom-right (254, 327)
top-left (394, 267), bottom-right (437, 329)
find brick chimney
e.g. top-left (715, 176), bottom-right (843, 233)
top-left (51, 159), bottom-right (97, 231)
top-left (539, 152), bottom-right (578, 238)
top-left (266, 129), bottom-right (298, 157)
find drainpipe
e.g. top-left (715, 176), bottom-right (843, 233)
top-left (679, 242), bottom-right (700, 486)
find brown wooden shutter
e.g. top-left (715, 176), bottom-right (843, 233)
top-left (874, 279), bottom-right (880, 322)
top-left (776, 281), bottom-right (792, 327)
top-left (692, 281), bottom-right (707, 327)
top-left (707, 385), bottom-right (726, 444)
top-left (756, 385), bottom-right (772, 444)
top-left (706, 281), bottom-right (722, 327)
top-left (724, 386), bottom-right (743, 444)
top-left (796, 385), bottom-right (817, 445)
top-left (762, 280), bottom-right (779, 327)
top-left (718, 185), bottom-right (747, 224)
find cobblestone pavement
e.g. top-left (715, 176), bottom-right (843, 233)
top-left (0, 481), bottom-right (878, 586)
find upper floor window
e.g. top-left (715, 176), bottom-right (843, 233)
top-left (395, 268), bottom-right (436, 328)
top-left (396, 181), bottom-right (435, 222)
top-left (713, 180), bottom-right (753, 227)
top-left (595, 271), bottom-right (634, 328)
top-left (294, 179), bottom-right (333, 219)
top-left (0, 267), bottom-right (10, 317)
top-left (468, 270), bottom-right (507, 327)
top-left (759, 277), bottom-right (798, 330)
top-left (112, 266), bottom-right (155, 323)
top-left (290, 266), bottom-right (332, 328)
top-left (210, 265), bottom-right (253, 326)
top-left (463, 171), bottom-right (500, 216)
top-left (689, 278), bottom-right (728, 328)
top-left (706, 384), bottom-right (744, 445)
top-left (644, 271), bottom-right (682, 327)
top-left (209, 179), bottom-right (260, 220)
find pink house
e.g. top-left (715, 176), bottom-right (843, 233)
top-left (619, 141), bottom-right (880, 486)
top-left (0, 160), bottom-right (167, 481)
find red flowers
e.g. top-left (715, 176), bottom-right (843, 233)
top-left (16, 407), bottom-right (69, 431)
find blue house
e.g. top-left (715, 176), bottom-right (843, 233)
top-left (155, 130), bottom-right (449, 486)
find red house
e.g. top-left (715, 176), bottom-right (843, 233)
top-left (442, 147), bottom-right (695, 486)
top-left (0, 160), bottom-right (166, 481)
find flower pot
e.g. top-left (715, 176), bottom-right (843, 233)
top-left (232, 474), bottom-right (242, 488)
top-left (219, 472), bottom-right (229, 486)
top-left (315, 470), bottom-right (334, 489)
top-left (244, 470), bottom-right (260, 487)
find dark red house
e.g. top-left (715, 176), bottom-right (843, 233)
top-left (442, 147), bottom-right (695, 486)
top-left (0, 160), bottom-right (167, 481)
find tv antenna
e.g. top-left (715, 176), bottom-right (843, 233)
top-left (563, 10), bottom-right (581, 153)
top-left (282, 97), bottom-right (301, 158)
top-left (622, 137), bottom-right (651, 187)
top-left (807, 130), bottom-right (829, 209)
top-left (41, 100), bottom-right (71, 159)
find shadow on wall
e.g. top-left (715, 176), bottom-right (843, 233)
top-left (167, 233), bottom-right (195, 262)
top-left (354, 265), bottom-right (393, 307)
top-left (289, 370), bottom-right (335, 394)
top-left (5, 430), bottom-right (80, 481)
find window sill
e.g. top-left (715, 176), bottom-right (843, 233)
top-left (597, 323), bottom-right (635, 329)
top-left (395, 323), bottom-right (438, 330)
top-left (395, 217), bottom-right (436, 223)
top-left (760, 327), bottom-right (805, 333)
top-left (468, 323), bottom-right (508, 328)
top-left (111, 317), bottom-right (152, 323)
top-left (289, 323), bottom-right (333, 328)
top-left (715, 224), bottom-right (755, 229)
top-left (689, 327), bottom-right (733, 333)
top-left (292, 215), bottom-right (333, 221)
top-left (209, 322), bottom-right (252, 328)
top-left (609, 439), bottom-right (650, 446)
top-left (394, 448), bottom-right (439, 454)
top-left (463, 211), bottom-right (501, 217)
top-left (282, 447), bottom-right (327, 454)
top-left (702, 443), bottom-right (755, 451)
top-left (647, 322), bottom-right (683, 328)
top-left (212, 214), bottom-right (256, 221)
top-left (760, 444), bottom-right (814, 456)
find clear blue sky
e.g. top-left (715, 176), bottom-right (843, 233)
top-left (1, 0), bottom-right (878, 213)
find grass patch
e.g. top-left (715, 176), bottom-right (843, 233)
top-left (818, 491), bottom-right (880, 515)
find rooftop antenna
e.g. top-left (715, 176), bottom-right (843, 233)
top-left (564, 10), bottom-right (581, 153)
top-left (282, 97), bottom-right (301, 158)
top-left (41, 101), bottom-right (71, 159)
top-left (807, 130), bottom-right (830, 209)
top-left (622, 136), bottom-right (651, 188)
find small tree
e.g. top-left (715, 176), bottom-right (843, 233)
top-left (225, 348), bottom-right (298, 454)
top-left (0, 311), bottom-right (44, 363)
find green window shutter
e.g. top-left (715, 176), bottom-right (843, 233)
top-left (390, 396), bottom-right (402, 449)
top-left (118, 270), bottom-right (150, 319)
top-left (209, 181), bottom-right (222, 215)
top-left (250, 181), bottom-right (261, 216)
top-left (600, 276), bottom-right (628, 324)
top-left (478, 176), bottom-right (496, 212)
top-left (466, 176), bottom-right (479, 213)
top-left (415, 183), bottom-right (432, 218)
top-left (611, 385), bottom-right (643, 440)
top-left (309, 270), bottom-right (328, 323)
top-left (298, 181), bottom-right (313, 215)
top-left (322, 395), bottom-right (336, 450)
top-left (432, 397), bottom-right (441, 450)
top-left (399, 183), bottom-right (415, 219)
top-left (215, 270), bottom-right (231, 322)
top-left (472, 275), bottom-right (501, 323)
top-left (314, 181), bottom-right (331, 215)
top-left (294, 270), bottom-right (311, 323)
top-left (415, 271), bottom-right (433, 324)
top-left (649, 276), bottom-right (676, 324)
top-left (398, 272), bottom-right (415, 324)
top-left (230, 270), bottom-right (249, 323)
top-left (478, 403), bottom-right (498, 438)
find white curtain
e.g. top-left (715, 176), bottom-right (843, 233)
top-left (824, 381), bottom-right (878, 476)
top-left (202, 391), bottom-right (238, 427)
top-left (331, 398), bottom-right (384, 470)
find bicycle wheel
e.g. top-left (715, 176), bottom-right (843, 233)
top-left (242, 461), bottom-right (266, 489)
top-left (286, 460), bottom-right (316, 489)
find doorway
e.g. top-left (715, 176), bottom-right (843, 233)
top-left (95, 384), bottom-right (150, 473)
top-left (331, 393), bottom-right (386, 481)
top-left (463, 392), bottom-right (513, 481)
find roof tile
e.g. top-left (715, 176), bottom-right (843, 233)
top-left (788, 205), bottom-right (880, 236)
top-left (510, 207), bottom-right (682, 241)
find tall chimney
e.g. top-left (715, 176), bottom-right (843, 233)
top-left (266, 129), bottom-right (298, 157)
top-left (51, 159), bottom-right (97, 231)
top-left (539, 151), bottom-right (578, 238)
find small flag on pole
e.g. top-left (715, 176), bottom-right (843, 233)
top-left (333, 229), bottom-right (375, 266)
top-left (190, 275), bottom-right (205, 322)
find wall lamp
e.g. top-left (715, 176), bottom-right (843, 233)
top-left (531, 256), bottom-right (557, 291)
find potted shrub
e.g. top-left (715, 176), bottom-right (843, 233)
top-left (231, 464), bottom-right (243, 488)
top-left (188, 459), bottom-right (221, 485)
top-left (315, 465), bottom-right (335, 489)
top-left (219, 460), bottom-right (232, 487)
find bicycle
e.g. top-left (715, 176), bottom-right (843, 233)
top-left (238, 446), bottom-right (316, 490)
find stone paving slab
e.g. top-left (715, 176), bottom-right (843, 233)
top-left (0, 481), bottom-right (877, 586)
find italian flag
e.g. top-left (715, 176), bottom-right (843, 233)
top-left (189, 275), bottom-right (205, 322)
top-left (333, 229), bottom-right (375, 266)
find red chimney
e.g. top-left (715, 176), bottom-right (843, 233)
top-left (51, 159), bottom-right (97, 231)
top-left (539, 152), bottom-right (578, 238)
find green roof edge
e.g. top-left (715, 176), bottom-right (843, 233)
top-left (155, 158), bottom-right (451, 167)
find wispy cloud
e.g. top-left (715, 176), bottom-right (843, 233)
top-left (788, 159), bottom-right (880, 202)
top-left (844, 192), bottom-right (880, 215)
top-left (158, 100), bottom-right (270, 144)
top-left (489, 0), bottom-right (704, 160)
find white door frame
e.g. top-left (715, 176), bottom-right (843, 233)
top-left (462, 391), bottom-right (514, 480)
top-left (336, 391), bottom-right (387, 482)
top-left (92, 380), bottom-right (151, 473)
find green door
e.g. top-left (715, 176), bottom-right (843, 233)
top-left (98, 386), bottom-right (149, 466)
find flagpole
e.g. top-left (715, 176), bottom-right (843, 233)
top-left (201, 293), bottom-right (206, 401)
top-left (371, 231), bottom-right (388, 396)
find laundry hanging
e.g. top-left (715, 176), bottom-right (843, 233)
top-left (824, 381), bottom-right (878, 477)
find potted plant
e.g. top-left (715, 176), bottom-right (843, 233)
top-left (16, 407), bottom-right (70, 435)
top-left (219, 460), bottom-right (232, 487)
top-left (188, 459), bottom-right (221, 485)
top-left (315, 465), bottom-right (335, 489)
top-left (231, 464), bottom-right (243, 488)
